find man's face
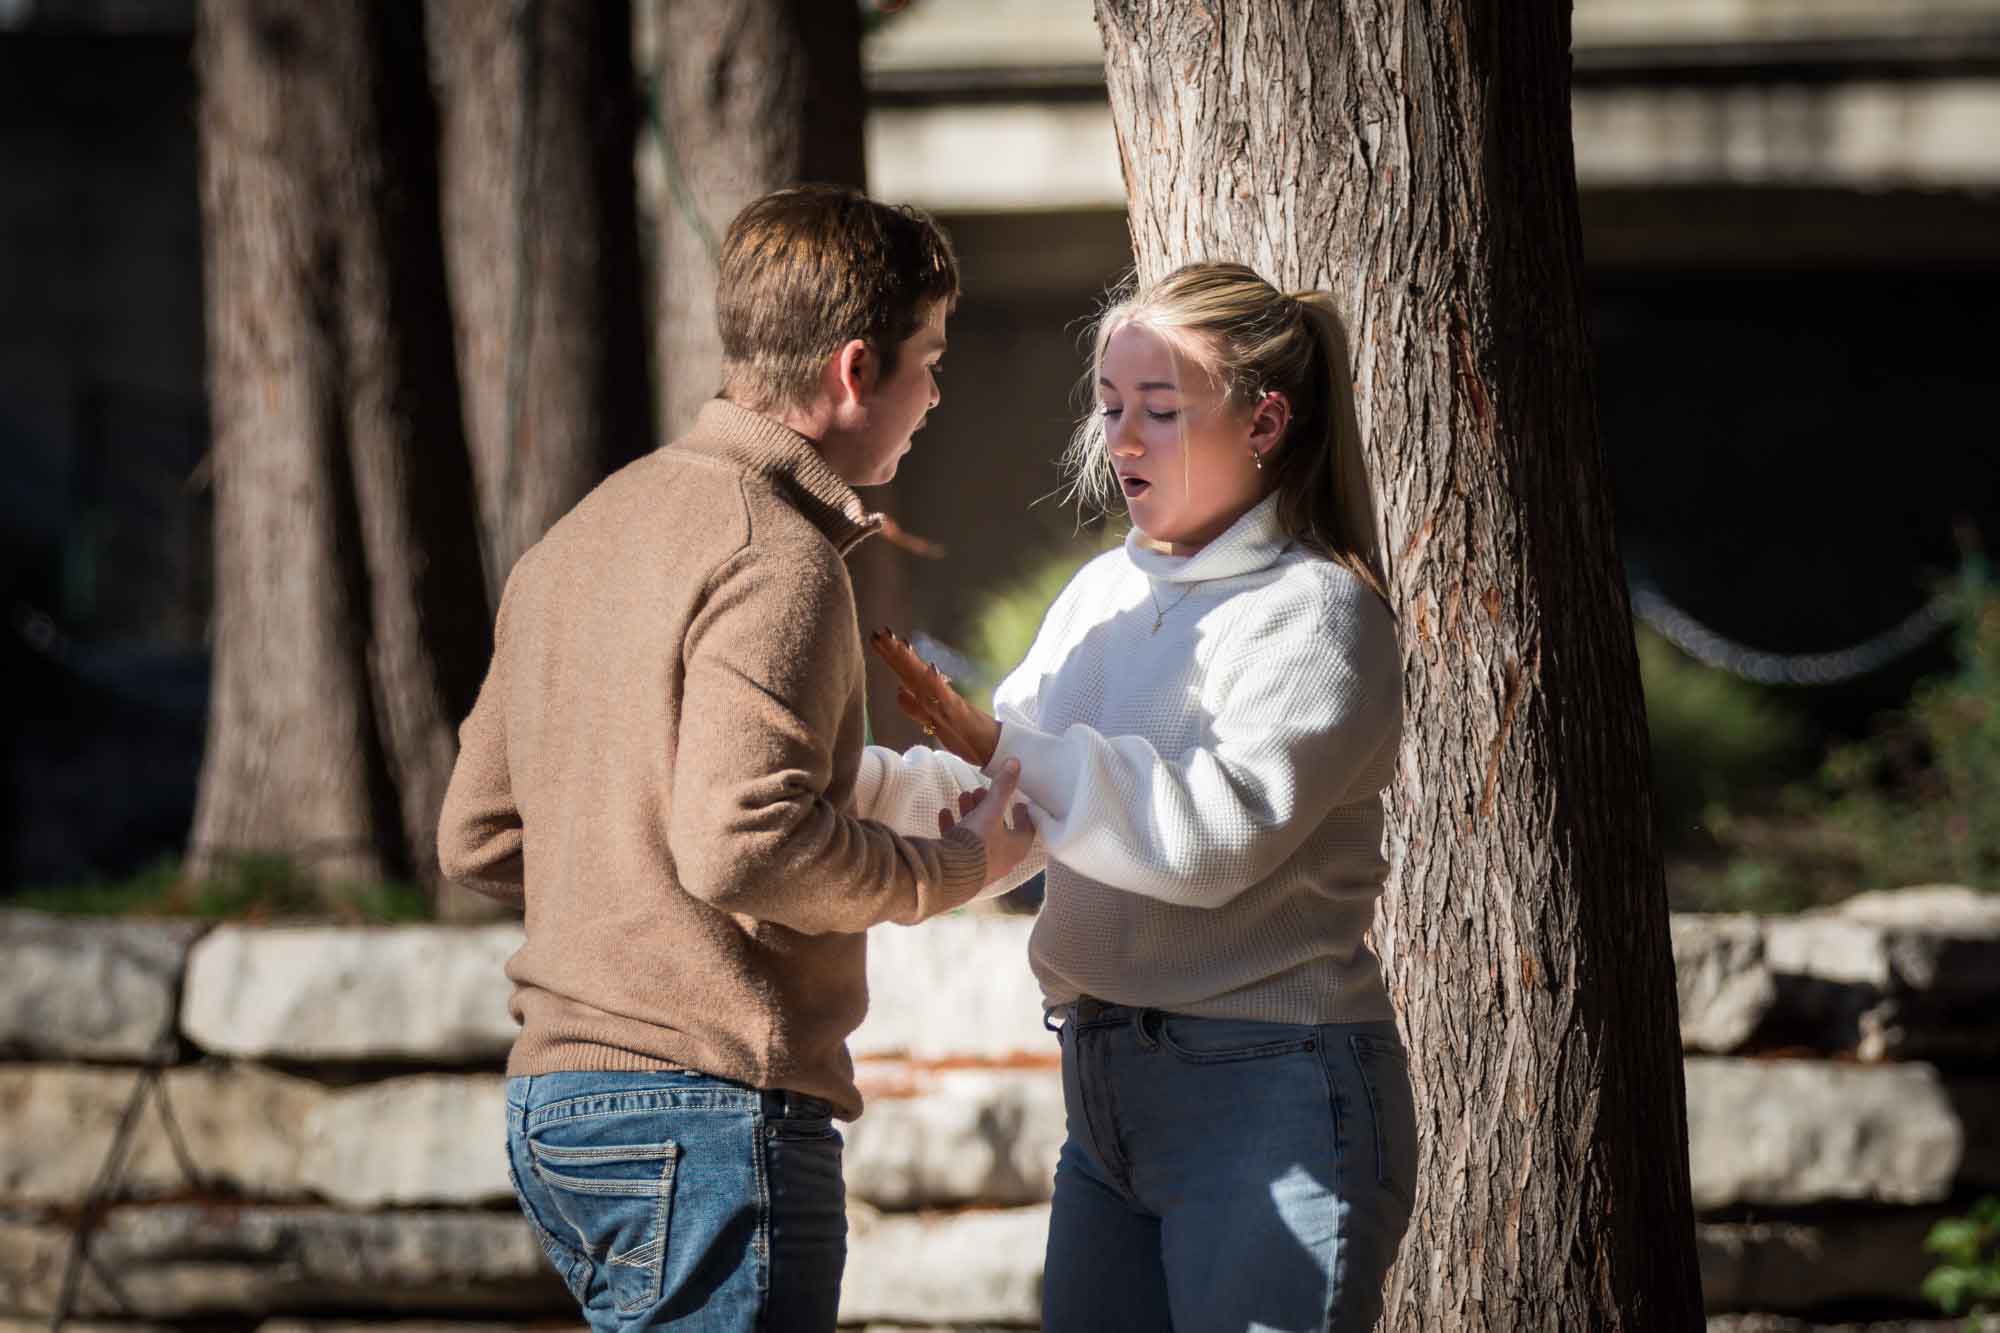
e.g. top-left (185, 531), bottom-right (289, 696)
top-left (845, 302), bottom-right (948, 486)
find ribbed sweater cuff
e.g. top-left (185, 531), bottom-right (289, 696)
top-left (936, 824), bottom-right (988, 903)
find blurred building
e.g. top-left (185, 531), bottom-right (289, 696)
top-left (3, 0), bottom-right (1998, 884)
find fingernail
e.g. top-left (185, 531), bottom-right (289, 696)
top-left (1004, 758), bottom-right (1020, 775)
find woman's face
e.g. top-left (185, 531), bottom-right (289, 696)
top-left (1097, 322), bottom-right (1276, 556)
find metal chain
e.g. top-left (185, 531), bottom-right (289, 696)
top-left (1630, 578), bottom-right (1959, 687)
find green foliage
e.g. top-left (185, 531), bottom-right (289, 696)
top-left (1819, 571), bottom-right (2000, 893)
top-left (962, 541), bottom-right (1109, 710)
top-left (11, 856), bottom-right (185, 917)
top-left (1642, 567), bottom-right (2000, 912)
top-left (1637, 624), bottom-right (1813, 840)
top-left (13, 854), bottom-right (430, 923)
top-left (1923, 1196), bottom-right (2000, 1319)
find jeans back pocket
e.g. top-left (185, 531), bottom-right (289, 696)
top-left (528, 1136), bottom-right (681, 1315)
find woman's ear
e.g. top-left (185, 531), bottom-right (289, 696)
top-left (1248, 389), bottom-right (1291, 457)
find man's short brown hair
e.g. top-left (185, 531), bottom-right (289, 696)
top-left (717, 185), bottom-right (960, 413)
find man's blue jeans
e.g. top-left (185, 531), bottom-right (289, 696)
top-left (505, 1070), bottom-right (846, 1332)
top-left (1040, 1002), bottom-right (1418, 1333)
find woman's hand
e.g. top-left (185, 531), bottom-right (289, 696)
top-left (867, 628), bottom-right (1002, 768)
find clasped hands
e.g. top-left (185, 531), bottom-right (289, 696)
top-left (868, 628), bottom-right (1033, 884)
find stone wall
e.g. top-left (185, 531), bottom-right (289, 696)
top-left (3, 888), bottom-right (1997, 1331)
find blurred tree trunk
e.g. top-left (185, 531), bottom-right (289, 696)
top-left (642, 0), bottom-right (917, 747)
top-left (426, 0), bottom-right (654, 918)
top-left (191, 0), bottom-right (490, 904)
top-left (427, 0), bottom-right (653, 602)
top-left (1093, 2), bottom-right (1702, 1329)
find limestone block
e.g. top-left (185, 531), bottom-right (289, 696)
top-left (1686, 1058), bottom-right (1966, 1209)
top-left (0, 1208), bottom-right (567, 1318)
top-left (853, 915), bottom-right (1048, 1062)
top-left (182, 925), bottom-right (522, 1062)
top-left (0, 1323), bottom-right (182, 1333)
top-left (1672, 914), bottom-right (1776, 1052)
top-left (1836, 884), bottom-right (2000, 933)
top-left (0, 1064), bottom-right (323, 1205)
top-left (1762, 916), bottom-right (1895, 989)
top-left (844, 1066), bottom-right (1064, 1209)
top-left (839, 1204), bottom-right (1047, 1326)
top-left (258, 1323), bottom-right (574, 1333)
top-left (1763, 889), bottom-right (2000, 1060)
top-left (301, 1076), bottom-right (511, 1208)
top-left (1697, 1212), bottom-right (1943, 1313)
top-left (1708, 1319), bottom-right (1996, 1333)
top-left (0, 912), bottom-right (205, 1061)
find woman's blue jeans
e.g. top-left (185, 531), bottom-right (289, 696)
top-left (1041, 1001), bottom-right (1418, 1333)
top-left (504, 1070), bottom-right (846, 1333)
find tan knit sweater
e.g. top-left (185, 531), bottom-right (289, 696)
top-left (438, 399), bottom-right (987, 1118)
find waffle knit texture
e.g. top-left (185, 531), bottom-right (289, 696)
top-left (862, 493), bottom-right (1402, 1024)
top-left (437, 399), bottom-right (987, 1119)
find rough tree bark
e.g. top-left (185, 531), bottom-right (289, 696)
top-left (1093, 3), bottom-right (1702, 1328)
top-left (425, 0), bottom-right (653, 919)
top-left (192, 0), bottom-right (490, 901)
top-left (642, 0), bottom-right (918, 747)
top-left (427, 0), bottom-right (653, 603)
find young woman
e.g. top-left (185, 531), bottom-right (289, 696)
top-left (863, 261), bottom-right (1416, 1332)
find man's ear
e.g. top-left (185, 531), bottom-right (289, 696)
top-left (832, 337), bottom-right (874, 407)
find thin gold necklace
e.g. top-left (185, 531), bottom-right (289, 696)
top-left (1147, 581), bottom-right (1195, 635)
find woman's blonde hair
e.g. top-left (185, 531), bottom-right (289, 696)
top-left (1062, 262), bottom-right (1387, 600)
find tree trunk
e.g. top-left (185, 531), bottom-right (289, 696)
top-left (1093, 3), bottom-right (1702, 1328)
top-left (642, 0), bottom-right (918, 747)
top-left (192, 0), bottom-right (490, 903)
top-left (427, 0), bottom-right (653, 603)
top-left (425, 0), bottom-right (653, 919)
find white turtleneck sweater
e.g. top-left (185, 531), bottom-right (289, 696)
top-left (856, 494), bottom-right (1402, 1025)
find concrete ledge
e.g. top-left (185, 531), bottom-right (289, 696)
top-left (846, 1066), bottom-right (1063, 1209)
top-left (181, 925), bottom-right (522, 1063)
top-left (299, 1075), bottom-right (510, 1208)
top-left (1684, 1057), bottom-right (1998, 1209)
top-left (840, 1204), bottom-right (1047, 1327)
top-left (0, 1208), bottom-right (567, 1318)
top-left (1698, 1211), bottom-right (1944, 1313)
top-left (0, 912), bottom-right (204, 1062)
top-left (1673, 888), bottom-right (2000, 1059)
top-left (0, 1063), bottom-right (321, 1204)
top-left (854, 915), bottom-right (1047, 1063)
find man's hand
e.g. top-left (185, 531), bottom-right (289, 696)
top-left (868, 628), bottom-right (1002, 767)
top-left (940, 757), bottom-right (1036, 885)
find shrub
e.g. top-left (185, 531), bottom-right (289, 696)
top-left (1818, 568), bottom-right (1998, 892)
top-left (13, 853), bottom-right (429, 923)
top-left (1922, 1195), bottom-right (2000, 1322)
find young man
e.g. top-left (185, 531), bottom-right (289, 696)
top-left (438, 186), bottom-right (1034, 1333)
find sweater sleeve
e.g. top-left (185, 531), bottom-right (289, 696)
top-left (668, 544), bottom-right (988, 932)
top-left (985, 583), bottom-right (1400, 909)
top-left (437, 573), bottom-right (526, 907)
top-left (855, 742), bottom-right (1047, 902)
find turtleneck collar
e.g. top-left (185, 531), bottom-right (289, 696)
top-left (1124, 493), bottom-right (1291, 585)
top-left (679, 398), bottom-right (884, 555)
